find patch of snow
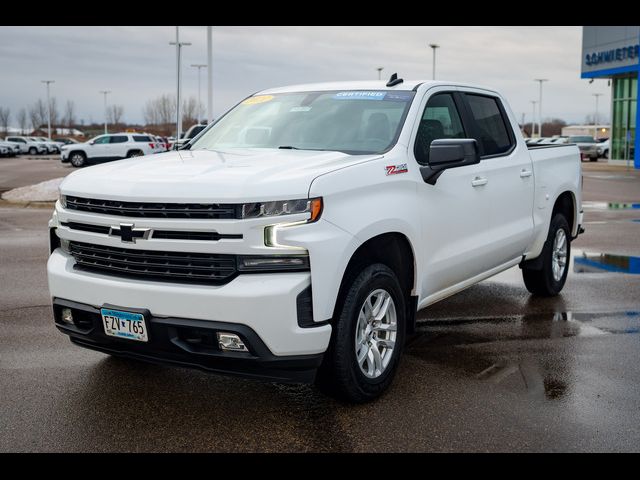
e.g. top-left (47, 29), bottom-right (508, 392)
top-left (2, 177), bottom-right (64, 202)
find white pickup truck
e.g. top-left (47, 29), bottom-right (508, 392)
top-left (47, 78), bottom-right (583, 402)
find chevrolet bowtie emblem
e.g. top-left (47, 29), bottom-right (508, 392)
top-left (109, 223), bottom-right (152, 243)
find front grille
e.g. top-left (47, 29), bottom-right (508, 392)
top-left (65, 196), bottom-right (240, 219)
top-left (61, 221), bottom-right (243, 242)
top-left (69, 241), bottom-right (237, 285)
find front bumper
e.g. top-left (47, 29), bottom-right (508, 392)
top-left (60, 150), bottom-right (69, 161)
top-left (53, 298), bottom-right (324, 383)
top-left (47, 249), bottom-right (331, 358)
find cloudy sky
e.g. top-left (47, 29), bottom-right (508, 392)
top-left (0, 26), bottom-right (611, 127)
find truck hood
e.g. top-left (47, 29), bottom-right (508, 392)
top-left (60, 148), bottom-right (381, 202)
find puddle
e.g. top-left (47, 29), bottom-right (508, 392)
top-left (573, 252), bottom-right (640, 274)
top-left (408, 310), bottom-right (640, 400)
top-left (583, 201), bottom-right (640, 210)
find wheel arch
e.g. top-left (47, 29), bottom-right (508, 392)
top-left (552, 190), bottom-right (577, 236)
top-left (331, 232), bottom-right (418, 333)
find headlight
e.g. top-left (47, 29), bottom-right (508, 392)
top-left (241, 197), bottom-right (322, 222)
top-left (59, 193), bottom-right (67, 208)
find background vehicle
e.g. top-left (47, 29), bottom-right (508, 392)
top-left (5, 136), bottom-right (47, 155)
top-left (597, 138), bottom-right (609, 158)
top-left (54, 137), bottom-right (80, 146)
top-left (172, 123), bottom-right (207, 150)
top-left (568, 135), bottom-right (599, 161)
top-left (48, 79), bottom-right (583, 402)
top-left (0, 141), bottom-right (20, 156)
top-left (35, 136), bottom-right (63, 153)
top-left (60, 133), bottom-right (157, 167)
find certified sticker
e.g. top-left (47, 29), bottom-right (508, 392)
top-left (385, 164), bottom-right (408, 175)
top-left (242, 95), bottom-right (274, 105)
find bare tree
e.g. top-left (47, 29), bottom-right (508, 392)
top-left (182, 96), bottom-right (198, 129)
top-left (143, 100), bottom-right (158, 126)
top-left (17, 108), bottom-right (27, 134)
top-left (63, 100), bottom-right (76, 131)
top-left (30, 99), bottom-right (48, 130)
top-left (0, 107), bottom-right (10, 135)
top-left (157, 94), bottom-right (176, 125)
top-left (107, 105), bottom-right (125, 126)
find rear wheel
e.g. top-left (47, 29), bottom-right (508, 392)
top-left (317, 263), bottom-right (406, 403)
top-left (28, 147), bottom-right (37, 155)
top-left (70, 152), bottom-right (86, 168)
top-left (126, 150), bottom-right (143, 158)
top-left (522, 213), bottom-right (571, 296)
top-left (590, 155), bottom-right (598, 162)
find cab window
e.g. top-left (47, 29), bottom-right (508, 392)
top-left (414, 93), bottom-right (466, 165)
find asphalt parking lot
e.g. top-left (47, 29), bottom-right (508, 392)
top-left (1, 155), bottom-right (639, 452)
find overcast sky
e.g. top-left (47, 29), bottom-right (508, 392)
top-left (0, 26), bottom-right (611, 127)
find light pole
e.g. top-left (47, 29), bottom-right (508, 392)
top-left (170, 26), bottom-right (191, 140)
top-left (99, 90), bottom-right (111, 134)
top-left (207, 26), bottom-right (213, 125)
top-left (429, 44), bottom-right (440, 80)
top-left (191, 64), bottom-right (207, 122)
top-left (592, 93), bottom-right (603, 132)
top-left (534, 79), bottom-right (548, 137)
top-left (531, 100), bottom-right (538, 137)
top-left (41, 80), bottom-right (55, 138)
top-left (376, 67), bottom-right (384, 80)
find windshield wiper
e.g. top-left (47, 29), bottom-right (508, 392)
top-left (278, 145), bottom-right (300, 150)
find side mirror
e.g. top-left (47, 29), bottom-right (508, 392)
top-left (420, 139), bottom-right (480, 185)
top-left (89, 140), bottom-right (95, 145)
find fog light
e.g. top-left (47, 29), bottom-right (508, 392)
top-left (61, 308), bottom-right (74, 324)
top-left (217, 332), bottom-right (248, 352)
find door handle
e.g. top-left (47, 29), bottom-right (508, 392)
top-left (520, 169), bottom-right (533, 178)
top-left (471, 176), bottom-right (488, 187)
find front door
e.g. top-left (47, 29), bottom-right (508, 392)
top-left (414, 90), bottom-right (492, 299)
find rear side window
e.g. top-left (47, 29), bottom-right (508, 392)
top-left (133, 135), bottom-right (151, 142)
top-left (414, 93), bottom-right (466, 165)
top-left (464, 94), bottom-right (513, 156)
top-left (109, 135), bottom-right (128, 144)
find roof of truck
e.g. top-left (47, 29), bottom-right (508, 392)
top-left (259, 80), bottom-right (499, 95)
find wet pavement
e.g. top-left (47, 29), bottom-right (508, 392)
top-left (1, 162), bottom-right (640, 452)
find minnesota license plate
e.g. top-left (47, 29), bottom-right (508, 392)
top-left (101, 308), bottom-right (148, 342)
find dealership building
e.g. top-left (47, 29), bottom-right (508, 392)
top-left (582, 26), bottom-right (639, 168)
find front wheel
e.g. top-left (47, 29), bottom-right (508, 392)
top-left (28, 147), bottom-right (37, 155)
top-left (69, 152), bottom-right (86, 168)
top-left (317, 263), bottom-right (406, 403)
top-left (522, 213), bottom-right (571, 296)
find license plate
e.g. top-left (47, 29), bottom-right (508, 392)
top-left (101, 308), bottom-right (148, 342)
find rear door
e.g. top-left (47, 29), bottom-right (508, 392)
top-left (459, 89), bottom-right (535, 266)
top-left (108, 135), bottom-right (129, 159)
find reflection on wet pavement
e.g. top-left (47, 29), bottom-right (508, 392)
top-left (407, 310), bottom-right (640, 401)
top-left (573, 252), bottom-right (640, 274)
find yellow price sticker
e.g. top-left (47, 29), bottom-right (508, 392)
top-left (242, 95), bottom-right (274, 105)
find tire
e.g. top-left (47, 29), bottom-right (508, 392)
top-left (69, 152), bottom-right (86, 168)
top-left (316, 263), bottom-right (406, 403)
top-left (604, 150), bottom-right (609, 159)
top-left (522, 213), bottom-right (571, 296)
top-left (590, 156), bottom-right (598, 162)
top-left (126, 150), bottom-right (143, 158)
top-left (28, 147), bottom-right (37, 155)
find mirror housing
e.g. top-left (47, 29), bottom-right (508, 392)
top-left (419, 139), bottom-right (480, 185)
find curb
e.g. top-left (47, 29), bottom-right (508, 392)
top-left (0, 199), bottom-right (55, 209)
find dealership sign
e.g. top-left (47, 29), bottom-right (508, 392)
top-left (585, 44), bottom-right (640, 66)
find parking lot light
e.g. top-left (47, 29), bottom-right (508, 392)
top-left (41, 80), bottom-right (55, 139)
top-left (99, 90), bottom-right (111, 134)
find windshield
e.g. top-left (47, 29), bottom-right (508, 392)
top-left (569, 136), bottom-right (595, 143)
top-left (191, 90), bottom-right (416, 154)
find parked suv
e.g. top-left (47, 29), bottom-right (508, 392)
top-left (5, 136), bottom-right (48, 155)
top-left (61, 133), bottom-right (158, 167)
top-left (35, 136), bottom-right (63, 154)
top-left (568, 135), bottom-right (599, 161)
top-left (0, 140), bottom-right (20, 156)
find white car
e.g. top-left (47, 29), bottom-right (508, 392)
top-left (0, 140), bottom-right (20, 156)
top-left (35, 136), bottom-right (63, 154)
top-left (60, 133), bottom-right (158, 167)
top-left (48, 79), bottom-right (583, 402)
top-left (5, 135), bottom-right (48, 155)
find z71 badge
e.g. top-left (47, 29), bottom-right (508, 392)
top-left (385, 164), bottom-right (408, 175)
